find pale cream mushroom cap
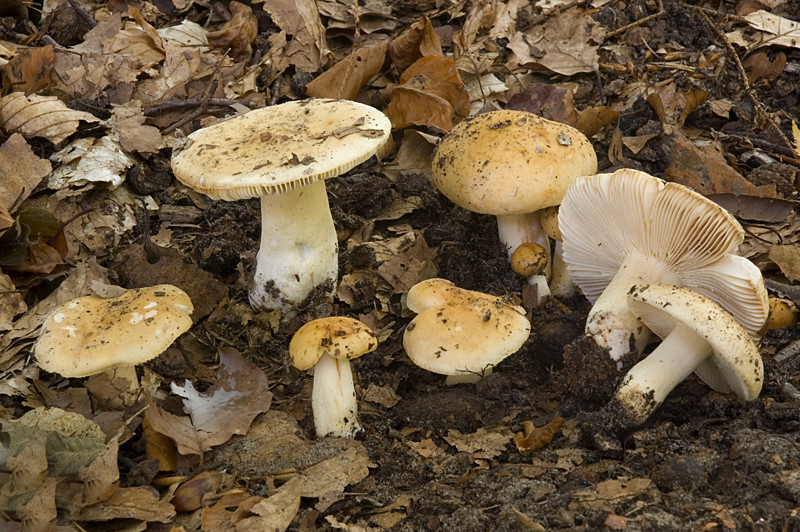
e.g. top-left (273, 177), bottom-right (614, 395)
top-left (540, 206), bottom-right (562, 241)
top-left (403, 279), bottom-right (531, 376)
top-left (289, 316), bottom-right (378, 371)
top-left (171, 98), bottom-right (393, 201)
top-left (34, 285), bottom-right (193, 378)
top-left (431, 110), bottom-right (597, 215)
top-left (627, 284), bottom-right (763, 400)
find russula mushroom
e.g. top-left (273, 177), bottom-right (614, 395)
top-left (559, 168), bottom-right (768, 367)
top-left (289, 316), bottom-right (377, 437)
top-left (539, 206), bottom-right (573, 298)
top-left (34, 285), bottom-right (193, 404)
top-left (403, 278), bottom-right (531, 384)
top-left (171, 99), bottom-right (392, 313)
top-left (511, 242), bottom-right (547, 278)
top-left (766, 297), bottom-right (798, 329)
top-left (431, 110), bottom-right (597, 303)
top-left (608, 284), bottom-right (765, 428)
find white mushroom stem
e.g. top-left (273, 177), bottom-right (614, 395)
top-left (311, 352), bottom-right (361, 438)
top-left (497, 212), bottom-right (551, 300)
top-left (616, 321), bottom-right (712, 424)
top-left (586, 251), bottom-right (679, 366)
top-left (250, 179), bottom-right (338, 312)
top-left (549, 241), bottom-right (575, 298)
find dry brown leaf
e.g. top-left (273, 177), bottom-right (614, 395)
top-left (376, 234), bottom-right (436, 293)
top-left (128, 6), bottom-right (165, 52)
top-left (576, 106), bottom-right (620, 138)
top-left (445, 427), bottom-right (512, 458)
top-left (78, 486), bottom-right (176, 522)
top-left (361, 383), bottom-right (401, 408)
top-left (0, 133), bottom-right (52, 215)
top-left (2, 45), bottom-right (54, 95)
top-left (0, 92), bottom-right (100, 145)
top-left (514, 415), bottom-right (563, 452)
top-left (569, 477), bottom-right (655, 511)
top-left (388, 17), bottom-right (443, 74)
top-left (207, 1), bottom-right (258, 62)
top-left (142, 415), bottom-right (177, 472)
top-left (305, 42), bottom-right (388, 100)
top-left (111, 100), bottom-right (163, 154)
top-left (507, 10), bottom-right (604, 75)
top-left (406, 437), bottom-right (443, 458)
top-left (0, 270), bottom-right (26, 330)
top-left (742, 51), bottom-right (786, 83)
top-left (506, 83), bottom-right (579, 126)
top-left (144, 348), bottom-right (272, 457)
top-left (384, 56), bottom-right (469, 131)
top-left (769, 245), bottom-right (800, 282)
top-left (733, 10), bottom-right (800, 50)
top-left (46, 136), bottom-right (135, 191)
top-left (259, 0), bottom-right (330, 71)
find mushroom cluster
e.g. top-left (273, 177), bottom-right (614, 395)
top-left (559, 169), bottom-right (768, 368)
top-left (431, 110), bottom-right (597, 303)
top-left (171, 98), bottom-right (392, 314)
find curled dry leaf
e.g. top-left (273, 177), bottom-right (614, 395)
top-left (384, 56), bottom-right (469, 131)
top-left (2, 44), bottom-right (54, 95)
top-left (0, 92), bottom-right (100, 145)
top-left (388, 16), bottom-right (443, 74)
top-left (207, 1), bottom-right (258, 62)
top-left (514, 415), bottom-right (563, 452)
top-left (305, 42), bottom-right (388, 100)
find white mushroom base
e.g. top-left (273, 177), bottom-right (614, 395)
top-left (312, 352), bottom-right (361, 437)
top-left (249, 180), bottom-right (338, 312)
top-left (615, 321), bottom-right (712, 425)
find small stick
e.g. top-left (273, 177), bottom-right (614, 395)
top-left (144, 98), bottom-right (254, 116)
top-left (693, 6), bottom-right (794, 152)
top-left (604, 0), bottom-right (663, 40)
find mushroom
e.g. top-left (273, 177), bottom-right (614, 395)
top-left (431, 110), bottom-right (597, 303)
top-left (403, 278), bottom-right (531, 384)
top-left (607, 284), bottom-right (765, 428)
top-left (539, 206), bottom-right (574, 298)
top-left (289, 316), bottom-right (377, 437)
top-left (559, 168), bottom-right (768, 367)
top-left (171, 99), bottom-right (392, 313)
top-left (510, 242), bottom-right (548, 278)
top-left (34, 284), bottom-right (193, 406)
top-left (766, 297), bottom-right (798, 330)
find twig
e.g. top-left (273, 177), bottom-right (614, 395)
top-left (604, 0), bottom-right (663, 40)
top-left (144, 98), bottom-right (254, 116)
top-left (66, 0), bottom-right (96, 28)
top-left (162, 54), bottom-right (228, 135)
top-left (693, 5), bottom-right (794, 152)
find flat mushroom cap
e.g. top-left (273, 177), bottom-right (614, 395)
top-left (431, 110), bottom-right (597, 215)
top-left (171, 99), bottom-right (392, 201)
top-left (34, 285), bottom-right (194, 378)
top-left (627, 284), bottom-right (763, 400)
top-left (560, 168), bottom-right (768, 339)
top-left (289, 316), bottom-right (378, 371)
top-left (403, 281), bottom-right (531, 376)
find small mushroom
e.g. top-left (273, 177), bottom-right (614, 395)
top-left (172, 99), bottom-right (392, 314)
top-left (511, 242), bottom-right (548, 278)
top-left (403, 279), bottom-right (531, 384)
top-left (606, 284), bottom-right (764, 429)
top-left (766, 297), bottom-right (798, 329)
top-left (432, 110), bottom-right (597, 304)
top-left (289, 316), bottom-right (377, 437)
top-left (34, 285), bottom-right (193, 406)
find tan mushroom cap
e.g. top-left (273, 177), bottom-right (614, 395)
top-left (627, 284), bottom-right (763, 400)
top-left (171, 98), bottom-right (393, 201)
top-left (431, 110), bottom-right (597, 215)
top-left (511, 242), bottom-right (548, 277)
top-left (289, 316), bottom-right (378, 371)
top-left (540, 206), bottom-right (562, 241)
top-left (34, 285), bottom-right (194, 378)
top-left (403, 279), bottom-right (531, 376)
